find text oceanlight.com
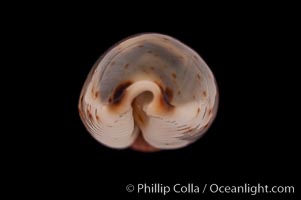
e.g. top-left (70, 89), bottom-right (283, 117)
top-left (126, 183), bottom-right (294, 196)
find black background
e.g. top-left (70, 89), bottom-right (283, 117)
top-left (10, 4), bottom-right (299, 199)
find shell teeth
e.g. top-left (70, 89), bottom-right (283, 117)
top-left (141, 102), bottom-right (208, 149)
top-left (79, 90), bottom-right (139, 149)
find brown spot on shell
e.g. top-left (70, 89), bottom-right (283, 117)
top-left (111, 81), bottom-right (132, 105)
top-left (165, 87), bottom-right (173, 102)
top-left (202, 107), bottom-right (207, 119)
top-left (197, 74), bottom-right (201, 80)
top-left (149, 66), bottom-right (155, 70)
top-left (157, 84), bottom-right (174, 111)
top-left (147, 50), bottom-right (152, 54)
top-left (142, 69), bottom-right (148, 74)
top-left (177, 127), bottom-right (191, 131)
top-left (94, 91), bottom-right (99, 99)
top-left (138, 45), bottom-right (144, 48)
top-left (111, 61), bottom-right (115, 66)
top-left (193, 95), bottom-right (196, 100)
top-left (178, 55), bottom-right (184, 60)
top-left (124, 63), bottom-right (129, 69)
top-left (96, 115), bottom-right (100, 121)
top-left (88, 110), bottom-right (93, 120)
top-left (159, 94), bottom-right (174, 110)
top-left (209, 109), bottom-right (212, 115)
top-left (197, 108), bottom-right (200, 114)
top-left (162, 37), bottom-right (169, 41)
top-left (202, 91), bottom-right (207, 97)
top-left (177, 91), bottom-right (181, 95)
top-left (172, 73), bottom-right (177, 79)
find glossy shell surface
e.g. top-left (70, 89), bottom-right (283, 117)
top-left (79, 33), bottom-right (218, 151)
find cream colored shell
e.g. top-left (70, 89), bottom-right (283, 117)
top-left (79, 33), bottom-right (218, 150)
